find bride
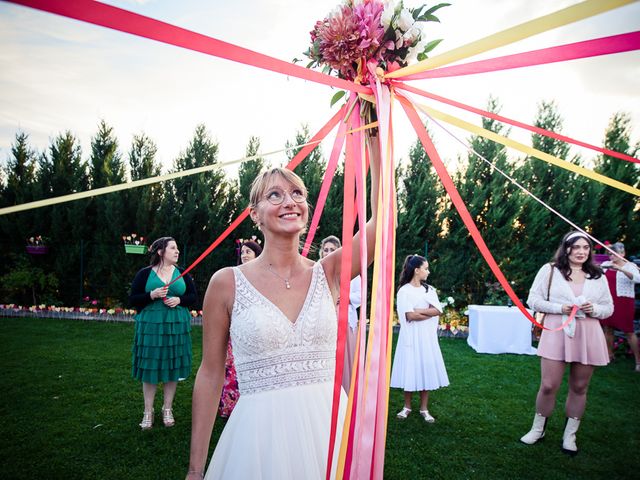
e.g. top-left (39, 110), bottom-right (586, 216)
top-left (186, 132), bottom-right (380, 479)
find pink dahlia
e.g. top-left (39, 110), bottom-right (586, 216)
top-left (353, 0), bottom-right (385, 60)
top-left (317, 5), bottom-right (363, 79)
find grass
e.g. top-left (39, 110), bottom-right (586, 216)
top-left (1, 317), bottom-right (638, 479)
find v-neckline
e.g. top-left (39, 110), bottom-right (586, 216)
top-left (152, 266), bottom-right (175, 285)
top-left (236, 263), bottom-right (318, 326)
top-left (557, 270), bottom-right (585, 298)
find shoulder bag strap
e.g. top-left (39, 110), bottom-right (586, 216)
top-left (545, 263), bottom-right (554, 301)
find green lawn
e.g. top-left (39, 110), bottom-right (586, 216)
top-left (1, 318), bottom-right (638, 479)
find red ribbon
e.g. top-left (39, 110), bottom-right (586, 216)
top-left (326, 103), bottom-right (359, 480)
top-left (398, 93), bottom-right (543, 328)
top-left (7, 0), bottom-right (371, 96)
top-left (343, 122), bottom-right (370, 479)
top-left (167, 105), bottom-right (347, 284)
top-left (394, 83), bottom-right (640, 164)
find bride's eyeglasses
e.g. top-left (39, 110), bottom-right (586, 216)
top-left (264, 187), bottom-right (306, 205)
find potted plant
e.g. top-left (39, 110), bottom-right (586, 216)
top-left (26, 236), bottom-right (49, 255)
top-left (123, 233), bottom-right (147, 254)
top-left (438, 297), bottom-right (469, 338)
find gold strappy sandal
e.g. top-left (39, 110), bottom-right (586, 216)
top-left (140, 409), bottom-right (154, 430)
top-left (162, 407), bottom-right (175, 427)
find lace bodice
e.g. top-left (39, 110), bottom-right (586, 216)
top-left (230, 262), bottom-right (337, 395)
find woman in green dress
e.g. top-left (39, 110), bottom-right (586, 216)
top-left (130, 237), bottom-right (198, 430)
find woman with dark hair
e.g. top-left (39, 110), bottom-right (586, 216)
top-left (600, 241), bottom-right (640, 369)
top-left (239, 240), bottom-right (262, 265)
top-left (390, 254), bottom-right (449, 423)
top-left (129, 237), bottom-right (198, 430)
top-left (218, 239), bottom-right (263, 418)
top-left (521, 231), bottom-right (613, 455)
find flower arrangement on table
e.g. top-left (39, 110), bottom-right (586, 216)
top-left (300, 0), bottom-right (447, 119)
top-left (0, 303), bottom-right (202, 321)
top-left (26, 235), bottom-right (49, 254)
top-left (438, 296), bottom-right (468, 336)
top-left (0, 303), bottom-right (136, 316)
top-left (122, 233), bottom-right (147, 254)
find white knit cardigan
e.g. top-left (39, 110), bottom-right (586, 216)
top-left (601, 261), bottom-right (640, 298)
top-left (527, 263), bottom-right (614, 319)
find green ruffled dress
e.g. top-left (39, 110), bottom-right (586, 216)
top-left (131, 268), bottom-right (192, 383)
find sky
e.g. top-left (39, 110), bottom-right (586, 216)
top-left (1, 0), bottom-right (639, 178)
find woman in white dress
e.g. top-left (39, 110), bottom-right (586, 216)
top-left (390, 254), bottom-right (449, 423)
top-left (185, 133), bottom-right (380, 480)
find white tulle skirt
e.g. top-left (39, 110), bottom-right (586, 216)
top-left (206, 381), bottom-right (346, 480)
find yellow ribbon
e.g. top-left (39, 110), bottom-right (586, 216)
top-left (0, 139), bottom-right (323, 216)
top-left (386, 0), bottom-right (637, 79)
top-left (346, 121), bottom-right (379, 134)
top-left (414, 103), bottom-right (640, 196)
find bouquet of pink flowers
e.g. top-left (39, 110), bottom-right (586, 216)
top-left (302, 0), bottom-right (447, 82)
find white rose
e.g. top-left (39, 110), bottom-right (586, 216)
top-left (447, 296), bottom-right (455, 305)
top-left (409, 26), bottom-right (422, 43)
top-left (381, 1), bottom-right (396, 28)
top-left (404, 45), bottom-right (418, 64)
top-left (397, 8), bottom-right (414, 32)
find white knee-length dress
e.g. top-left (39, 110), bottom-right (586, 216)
top-left (390, 283), bottom-right (449, 392)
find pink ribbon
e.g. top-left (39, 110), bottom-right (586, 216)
top-left (352, 81), bottom-right (395, 480)
top-left (547, 305), bottom-right (581, 332)
top-left (341, 118), bottom-right (369, 480)
top-left (399, 31), bottom-right (640, 81)
top-left (301, 100), bottom-right (352, 257)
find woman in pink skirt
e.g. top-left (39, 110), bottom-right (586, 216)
top-left (520, 231), bottom-right (613, 455)
top-left (599, 242), bottom-right (640, 370)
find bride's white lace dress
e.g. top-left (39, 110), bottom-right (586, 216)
top-left (206, 262), bottom-right (345, 479)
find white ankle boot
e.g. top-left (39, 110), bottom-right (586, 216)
top-left (562, 417), bottom-right (581, 455)
top-left (520, 413), bottom-right (547, 445)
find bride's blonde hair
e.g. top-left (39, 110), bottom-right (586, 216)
top-left (249, 168), bottom-right (308, 208)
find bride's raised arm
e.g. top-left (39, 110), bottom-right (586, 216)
top-left (321, 130), bottom-right (381, 288)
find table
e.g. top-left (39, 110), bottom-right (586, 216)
top-left (467, 305), bottom-right (537, 355)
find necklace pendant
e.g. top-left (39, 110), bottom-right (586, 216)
top-left (285, 280), bottom-right (291, 289)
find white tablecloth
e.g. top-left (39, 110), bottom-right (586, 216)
top-left (467, 305), bottom-right (537, 355)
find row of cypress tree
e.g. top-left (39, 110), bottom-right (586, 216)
top-left (1, 99), bottom-right (638, 308)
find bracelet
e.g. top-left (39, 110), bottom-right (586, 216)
top-left (187, 470), bottom-right (204, 478)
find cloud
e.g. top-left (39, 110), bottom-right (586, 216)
top-left (1, 0), bottom-right (638, 176)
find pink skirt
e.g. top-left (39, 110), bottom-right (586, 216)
top-left (538, 314), bottom-right (609, 366)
